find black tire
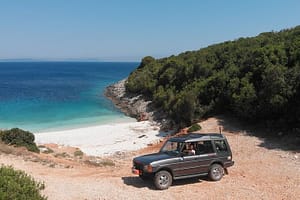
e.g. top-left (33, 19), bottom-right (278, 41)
top-left (154, 170), bottom-right (172, 190)
top-left (208, 164), bottom-right (224, 181)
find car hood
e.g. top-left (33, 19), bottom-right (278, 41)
top-left (133, 153), bottom-right (174, 165)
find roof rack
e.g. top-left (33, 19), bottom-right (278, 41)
top-left (169, 133), bottom-right (225, 142)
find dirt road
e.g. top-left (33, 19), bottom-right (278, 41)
top-left (1, 117), bottom-right (299, 200)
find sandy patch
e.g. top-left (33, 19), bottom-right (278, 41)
top-left (35, 121), bottom-right (169, 156)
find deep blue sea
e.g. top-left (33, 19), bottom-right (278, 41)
top-left (0, 62), bottom-right (138, 132)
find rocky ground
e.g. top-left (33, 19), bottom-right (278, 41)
top-left (1, 116), bottom-right (299, 200)
top-left (104, 79), bottom-right (174, 130)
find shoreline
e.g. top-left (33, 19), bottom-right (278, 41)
top-left (34, 120), bottom-right (170, 156)
top-left (34, 78), bottom-right (175, 157)
top-left (34, 115), bottom-right (136, 133)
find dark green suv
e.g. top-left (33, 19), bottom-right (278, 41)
top-left (132, 133), bottom-right (234, 190)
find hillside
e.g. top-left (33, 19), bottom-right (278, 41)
top-left (126, 26), bottom-right (300, 131)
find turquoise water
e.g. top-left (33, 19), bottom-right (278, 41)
top-left (0, 62), bottom-right (138, 132)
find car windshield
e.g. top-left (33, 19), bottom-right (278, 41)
top-left (160, 141), bottom-right (182, 155)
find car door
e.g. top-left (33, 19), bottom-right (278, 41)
top-left (192, 141), bottom-right (216, 173)
top-left (172, 141), bottom-right (216, 177)
top-left (170, 142), bottom-right (196, 177)
top-left (171, 154), bottom-right (200, 177)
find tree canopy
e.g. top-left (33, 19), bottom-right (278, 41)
top-left (126, 26), bottom-right (300, 130)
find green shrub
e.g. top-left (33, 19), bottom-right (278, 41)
top-left (187, 124), bottom-right (202, 132)
top-left (0, 165), bottom-right (47, 200)
top-left (0, 128), bottom-right (40, 153)
top-left (74, 150), bottom-right (84, 157)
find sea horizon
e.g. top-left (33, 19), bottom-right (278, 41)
top-left (0, 61), bottom-right (138, 132)
top-left (0, 59), bottom-right (141, 63)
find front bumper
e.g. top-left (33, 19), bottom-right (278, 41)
top-left (224, 160), bottom-right (234, 168)
top-left (132, 167), bottom-right (141, 175)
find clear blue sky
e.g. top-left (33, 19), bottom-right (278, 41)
top-left (0, 0), bottom-right (299, 61)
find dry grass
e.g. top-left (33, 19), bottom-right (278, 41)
top-left (84, 158), bottom-right (115, 167)
top-left (0, 141), bottom-right (13, 154)
top-left (0, 141), bottom-right (30, 157)
top-left (54, 152), bottom-right (70, 158)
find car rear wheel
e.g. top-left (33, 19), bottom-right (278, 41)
top-left (209, 164), bottom-right (224, 181)
top-left (154, 170), bottom-right (172, 190)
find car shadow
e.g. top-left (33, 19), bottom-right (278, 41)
top-left (122, 176), bottom-right (155, 189)
top-left (122, 176), bottom-right (205, 190)
top-left (172, 177), bottom-right (205, 187)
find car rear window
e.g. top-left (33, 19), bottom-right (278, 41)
top-left (214, 140), bottom-right (228, 153)
top-left (195, 141), bottom-right (214, 154)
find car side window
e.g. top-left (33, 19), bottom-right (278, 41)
top-left (214, 140), bottom-right (228, 153)
top-left (182, 142), bottom-right (196, 156)
top-left (195, 141), bottom-right (214, 155)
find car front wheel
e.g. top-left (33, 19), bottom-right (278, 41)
top-left (154, 170), bottom-right (172, 190)
top-left (209, 164), bottom-right (224, 181)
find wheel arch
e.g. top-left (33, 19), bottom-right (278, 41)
top-left (210, 161), bottom-right (224, 168)
top-left (155, 167), bottom-right (174, 178)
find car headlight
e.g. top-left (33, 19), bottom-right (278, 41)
top-left (143, 165), bottom-right (153, 173)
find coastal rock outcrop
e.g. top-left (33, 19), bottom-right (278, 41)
top-left (104, 79), bottom-right (174, 130)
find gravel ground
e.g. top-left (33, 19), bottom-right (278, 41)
top-left (1, 117), bottom-right (299, 200)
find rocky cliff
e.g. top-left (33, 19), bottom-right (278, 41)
top-left (104, 79), bottom-right (174, 131)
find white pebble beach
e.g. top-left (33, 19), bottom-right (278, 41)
top-left (34, 121), bottom-right (168, 156)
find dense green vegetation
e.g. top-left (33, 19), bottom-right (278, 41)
top-left (126, 26), bottom-right (300, 130)
top-left (0, 128), bottom-right (40, 153)
top-left (0, 165), bottom-right (46, 200)
top-left (187, 124), bottom-right (202, 133)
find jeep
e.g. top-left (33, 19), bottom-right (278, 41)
top-left (132, 133), bottom-right (234, 190)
